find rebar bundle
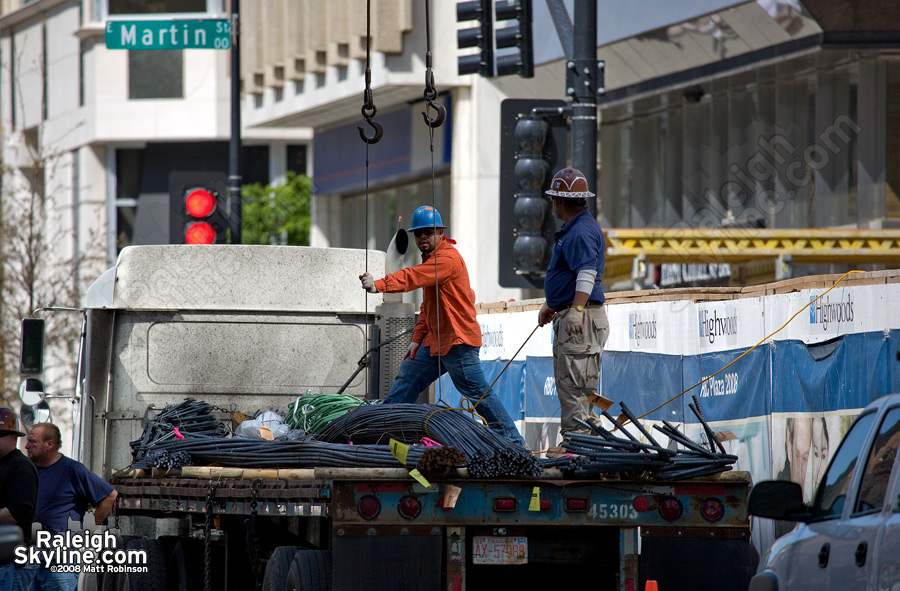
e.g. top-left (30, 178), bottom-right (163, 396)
top-left (416, 446), bottom-right (467, 474)
top-left (540, 400), bottom-right (738, 480)
top-left (130, 398), bottom-right (230, 464)
top-left (314, 403), bottom-right (540, 478)
top-left (130, 435), bottom-right (427, 470)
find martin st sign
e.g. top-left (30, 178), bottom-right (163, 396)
top-left (105, 19), bottom-right (231, 50)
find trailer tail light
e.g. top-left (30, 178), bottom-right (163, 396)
top-left (633, 496), bottom-right (650, 512)
top-left (540, 499), bottom-right (551, 510)
top-left (493, 497), bottom-right (517, 512)
top-left (565, 497), bottom-right (589, 512)
top-left (358, 495), bottom-right (381, 520)
top-left (398, 496), bottom-right (422, 519)
top-left (659, 497), bottom-right (683, 521)
top-left (701, 497), bottom-right (724, 522)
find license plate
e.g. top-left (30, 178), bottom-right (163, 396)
top-left (472, 536), bottom-right (528, 565)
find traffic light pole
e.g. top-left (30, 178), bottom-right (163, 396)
top-left (568, 0), bottom-right (599, 216)
top-left (229, 0), bottom-right (242, 244)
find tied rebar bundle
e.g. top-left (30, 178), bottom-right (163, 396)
top-left (130, 398), bottom-right (229, 464)
top-left (129, 434), bottom-right (427, 470)
top-left (143, 449), bottom-right (193, 469)
top-left (540, 400), bottom-right (738, 480)
top-left (315, 403), bottom-right (538, 478)
top-left (416, 446), bottom-right (466, 475)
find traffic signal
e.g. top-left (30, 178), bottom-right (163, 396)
top-left (457, 0), bottom-right (494, 77)
top-left (169, 171), bottom-right (229, 244)
top-left (494, 0), bottom-right (533, 78)
top-left (498, 99), bottom-right (567, 289)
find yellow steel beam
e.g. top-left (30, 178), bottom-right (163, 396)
top-left (605, 228), bottom-right (900, 265)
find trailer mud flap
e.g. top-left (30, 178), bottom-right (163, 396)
top-left (332, 525), bottom-right (441, 591)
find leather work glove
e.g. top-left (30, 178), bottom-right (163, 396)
top-left (538, 303), bottom-right (554, 327)
top-left (359, 273), bottom-right (378, 293)
top-left (404, 342), bottom-right (420, 360)
top-left (564, 306), bottom-right (585, 336)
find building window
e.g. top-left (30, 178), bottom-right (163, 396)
top-left (109, 0), bottom-right (207, 14)
top-left (287, 144), bottom-right (308, 176)
top-left (128, 50), bottom-right (183, 99)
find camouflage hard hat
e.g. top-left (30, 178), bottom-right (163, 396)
top-left (545, 167), bottom-right (595, 198)
top-left (0, 407), bottom-right (25, 436)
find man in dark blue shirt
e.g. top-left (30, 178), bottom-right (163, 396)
top-left (15, 423), bottom-right (117, 591)
top-left (538, 168), bottom-right (610, 457)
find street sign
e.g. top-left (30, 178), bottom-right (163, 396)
top-left (105, 19), bottom-right (231, 50)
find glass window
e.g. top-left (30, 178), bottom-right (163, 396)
top-left (855, 406), bottom-right (900, 514)
top-left (813, 411), bottom-right (877, 519)
top-left (128, 50), bottom-right (183, 99)
top-left (109, 0), bottom-right (206, 15)
top-left (287, 145), bottom-right (308, 176)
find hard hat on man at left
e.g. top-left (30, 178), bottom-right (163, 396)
top-left (0, 407), bottom-right (25, 436)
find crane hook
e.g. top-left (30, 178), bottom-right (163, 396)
top-left (421, 70), bottom-right (446, 129)
top-left (358, 94), bottom-right (383, 144)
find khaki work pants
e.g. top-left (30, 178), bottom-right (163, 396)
top-left (552, 305), bottom-right (610, 434)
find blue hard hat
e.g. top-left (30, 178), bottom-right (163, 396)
top-left (407, 206), bottom-right (446, 232)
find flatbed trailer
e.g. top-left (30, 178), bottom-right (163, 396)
top-left (109, 466), bottom-right (754, 591)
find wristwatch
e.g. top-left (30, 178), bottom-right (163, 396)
top-left (572, 305), bottom-right (584, 312)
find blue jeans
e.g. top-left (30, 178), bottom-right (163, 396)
top-left (384, 344), bottom-right (526, 447)
top-left (0, 564), bottom-right (14, 591)
top-left (12, 563), bottom-right (77, 591)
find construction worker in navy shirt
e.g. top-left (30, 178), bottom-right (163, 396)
top-left (538, 168), bottom-right (610, 458)
top-left (15, 423), bottom-right (117, 591)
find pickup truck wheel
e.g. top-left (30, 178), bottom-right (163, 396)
top-left (285, 549), bottom-right (332, 591)
top-left (113, 538), bottom-right (167, 591)
top-left (261, 545), bottom-right (302, 591)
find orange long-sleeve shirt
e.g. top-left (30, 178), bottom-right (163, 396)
top-left (374, 238), bottom-right (482, 356)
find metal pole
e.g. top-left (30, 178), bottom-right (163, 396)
top-left (570, 0), bottom-right (598, 215)
top-left (229, 0), bottom-right (242, 243)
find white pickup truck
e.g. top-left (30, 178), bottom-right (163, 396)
top-left (749, 393), bottom-right (900, 590)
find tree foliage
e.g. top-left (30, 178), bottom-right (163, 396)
top-left (241, 172), bottom-right (311, 246)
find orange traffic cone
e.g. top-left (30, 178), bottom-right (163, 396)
top-left (645, 581), bottom-right (659, 591)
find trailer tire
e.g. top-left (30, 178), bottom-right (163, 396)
top-left (113, 538), bottom-right (167, 591)
top-left (166, 540), bottom-right (203, 591)
top-left (99, 535), bottom-right (136, 591)
top-left (261, 545), bottom-right (302, 591)
top-left (285, 549), bottom-right (332, 591)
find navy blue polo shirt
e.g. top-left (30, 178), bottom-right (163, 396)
top-left (544, 208), bottom-right (606, 309)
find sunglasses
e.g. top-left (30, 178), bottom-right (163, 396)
top-left (413, 228), bottom-right (435, 238)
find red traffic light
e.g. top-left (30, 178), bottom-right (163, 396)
top-left (185, 222), bottom-right (216, 245)
top-left (185, 188), bottom-right (217, 218)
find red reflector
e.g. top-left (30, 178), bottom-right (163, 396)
top-left (398, 496), bottom-right (422, 519)
top-left (185, 222), bottom-right (216, 245)
top-left (185, 189), bottom-right (216, 218)
top-left (701, 497), bottom-right (724, 522)
top-left (659, 497), bottom-right (683, 521)
top-left (493, 498), bottom-right (517, 511)
top-left (633, 496), bottom-right (650, 512)
top-left (540, 499), bottom-right (551, 510)
top-left (565, 497), bottom-right (588, 512)
top-left (358, 495), bottom-right (381, 520)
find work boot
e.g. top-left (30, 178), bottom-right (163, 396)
top-left (545, 439), bottom-right (570, 458)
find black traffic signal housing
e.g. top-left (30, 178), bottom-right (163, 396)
top-left (457, 0), bottom-right (494, 77)
top-left (498, 99), bottom-right (568, 289)
top-left (169, 171), bottom-right (229, 244)
top-left (495, 0), bottom-right (533, 78)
